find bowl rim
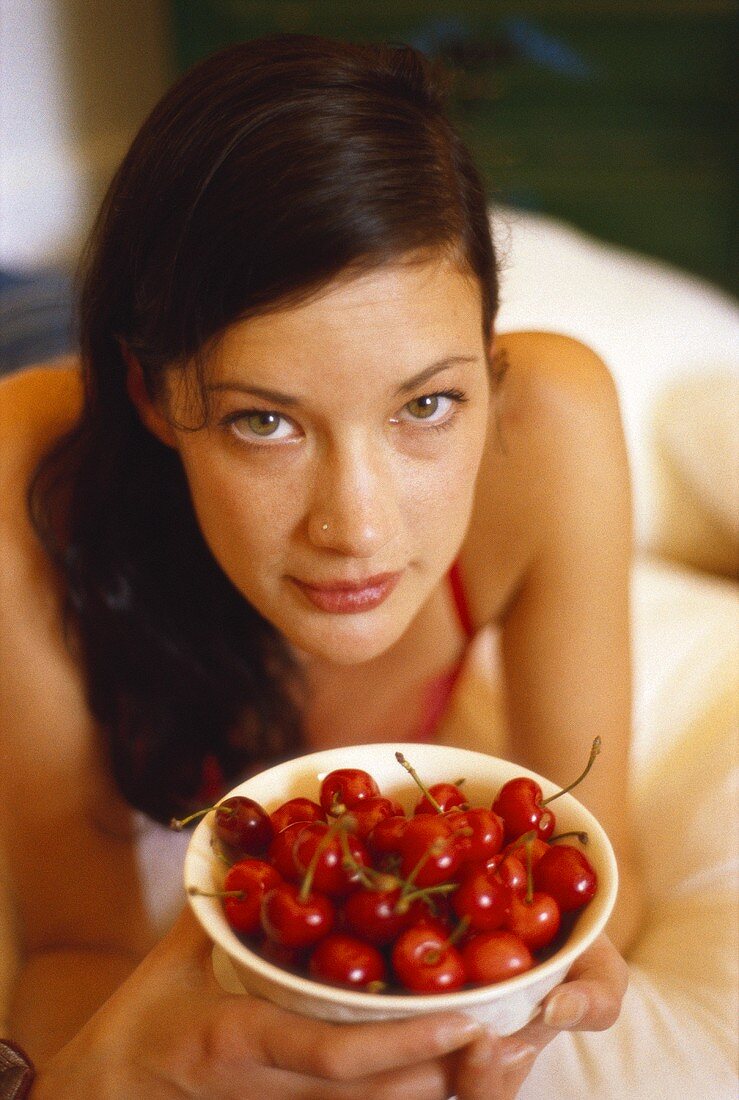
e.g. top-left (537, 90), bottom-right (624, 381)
top-left (184, 742), bottom-right (619, 1011)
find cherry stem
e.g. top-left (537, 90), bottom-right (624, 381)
top-left (446, 914), bottom-right (471, 947)
top-left (395, 752), bottom-right (443, 813)
top-left (541, 737), bottom-right (601, 806)
top-left (365, 980), bottom-right (387, 994)
top-left (423, 915), bottom-right (470, 964)
top-left (327, 791), bottom-right (347, 818)
top-left (394, 881), bottom-right (458, 913)
top-left (298, 821), bottom-right (341, 902)
top-left (170, 802), bottom-right (237, 830)
top-left (187, 886), bottom-right (245, 900)
top-left (399, 837), bottom-right (447, 899)
top-left (338, 828), bottom-right (396, 891)
top-left (521, 830), bottom-right (536, 905)
top-left (212, 843), bottom-right (232, 868)
top-left (170, 807), bottom-right (214, 830)
top-left (550, 830), bottom-right (589, 845)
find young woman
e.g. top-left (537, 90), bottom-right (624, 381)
top-left (0, 34), bottom-right (637, 1099)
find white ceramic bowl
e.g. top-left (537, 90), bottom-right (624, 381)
top-left (184, 742), bottom-right (617, 1036)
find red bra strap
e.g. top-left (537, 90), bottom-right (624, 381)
top-left (448, 559), bottom-right (475, 639)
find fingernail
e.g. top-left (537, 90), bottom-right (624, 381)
top-left (500, 1043), bottom-right (538, 1069)
top-left (543, 988), bottom-right (588, 1029)
top-left (435, 1016), bottom-right (484, 1052)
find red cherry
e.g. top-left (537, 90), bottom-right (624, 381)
top-left (214, 796), bottom-right (275, 856)
top-left (495, 853), bottom-right (528, 896)
top-left (269, 797), bottom-right (325, 834)
top-left (399, 815), bottom-right (460, 888)
top-left (414, 782), bottom-right (467, 815)
top-left (391, 926), bottom-right (466, 994)
top-left (366, 814), bottom-right (408, 856)
top-left (457, 853), bottom-right (502, 880)
top-left (343, 796), bottom-right (397, 840)
top-left (319, 769), bottom-right (380, 816)
top-left (343, 886), bottom-right (415, 945)
top-left (409, 910), bottom-right (455, 937)
top-left (257, 935), bottom-right (306, 970)
top-left (210, 749), bottom-right (602, 997)
top-left (492, 778), bottom-right (555, 842)
top-left (171, 795), bottom-right (275, 857)
top-left (461, 930), bottom-right (534, 984)
top-left (451, 870), bottom-right (511, 932)
top-left (308, 933), bottom-right (387, 990)
top-left (221, 858), bottom-right (282, 935)
top-left (506, 891), bottom-right (561, 951)
top-left (267, 821), bottom-right (312, 882)
top-left (292, 822), bottom-right (370, 898)
top-left (260, 882), bottom-right (334, 949)
top-left (533, 844), bottom-right (597, 912)
top-left (446, 807), bottom-right (504, 865)
top-left (504, 834), bottom-right (550, 867)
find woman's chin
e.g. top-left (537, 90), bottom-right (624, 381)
top-left (280, 609), bottom-right (407, 667)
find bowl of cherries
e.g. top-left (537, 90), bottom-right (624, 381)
top-left (180, 741), bottom-right (617, 1035)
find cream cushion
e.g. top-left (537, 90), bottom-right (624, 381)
top-left (440, 556), bottom-right (739, 1097)
top-left (652, 372), bottom-right (739, 575)
top-left (493, 207), bottom-right (739, 577)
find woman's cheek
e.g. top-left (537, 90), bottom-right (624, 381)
top-left (178, 447), bottom-right (294, 579)
top-left (404, 441), bottom-right (481, 537)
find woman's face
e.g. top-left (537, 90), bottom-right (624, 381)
top-left (157, 254), bottom-right (492, 665)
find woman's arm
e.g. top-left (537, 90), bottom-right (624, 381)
top-left (0, 846), bottom-right (21, 1037)
top-left (498, 337), bottom-right (643, 954)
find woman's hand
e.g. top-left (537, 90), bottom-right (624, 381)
top-left (32, 916), bottom-right (627, 1100)
top-left (453, 934), bottom-right (629, 1100)
top-left (31, 906), bottom-right (485, 1100)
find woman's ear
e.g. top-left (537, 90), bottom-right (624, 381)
top-left (120, 342), bottom-right (177, 448)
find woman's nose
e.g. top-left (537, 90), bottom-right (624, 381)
top-left (308, 443), bottom-right (398, 557)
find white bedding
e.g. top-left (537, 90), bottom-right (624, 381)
top-left (492, 206), bottom-right (739, 577)
top-left (440, 553), bottom-right (739, 1098)
top-left (444, 208), bottom-right (739, 1093)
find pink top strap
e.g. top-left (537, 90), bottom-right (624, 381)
top-left (448, 559), bottom-right (475, 639)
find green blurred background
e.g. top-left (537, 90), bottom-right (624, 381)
top-left (171, 1), bottom-right (737, 297)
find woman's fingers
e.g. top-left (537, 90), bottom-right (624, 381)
top-left (252, 1002), bottom-right (483, 1080)
top-left (538, 933), bottom-right (629, 1032)
top-left (455, 934), bottom-right (629, 1100)
top-left (454, 1030), bottom-right (549, 1100)
top-left (215, 1055), bottom-right (457, 1100)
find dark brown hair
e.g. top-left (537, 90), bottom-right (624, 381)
top-left (29, 34), bottom-right (501, 823)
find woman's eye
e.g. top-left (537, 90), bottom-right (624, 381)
top-left (227, 410), bottom-right (295, 442)
top-left (407, 394), bottom-right (443, 419)
top-left (246, 412), bottom-right (282, 436)
top-left (398, 389), bottom-right (465, 425)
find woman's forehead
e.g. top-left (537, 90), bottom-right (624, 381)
top-left (214, 257), bottom-right (484, 368)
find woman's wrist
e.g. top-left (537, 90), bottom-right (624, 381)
top-left (0, 1040), bottom-right (35, 1100)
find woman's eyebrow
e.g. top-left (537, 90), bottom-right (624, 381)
top-left (207, 380), bottom-right (301, 406)
top-left (207, 355), bottom-right (479, 406)
top-left (395, 356), bottom-right (479, 395)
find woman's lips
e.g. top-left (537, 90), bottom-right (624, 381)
top-left (291, 571), bottom-right (402, 613)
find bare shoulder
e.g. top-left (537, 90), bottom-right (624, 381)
top-left (0, 355), bottom-right (83, 426)
top-left (0, 357), bottom-right (89, 751)
top-left (0, 357), bottom-right (83, 519)
top-left (0, 364), bottom-right (148, 966)
top-left (461, 331), bottom-right (629, 623)
top-left (496, 330), bottom-right (618, 425)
